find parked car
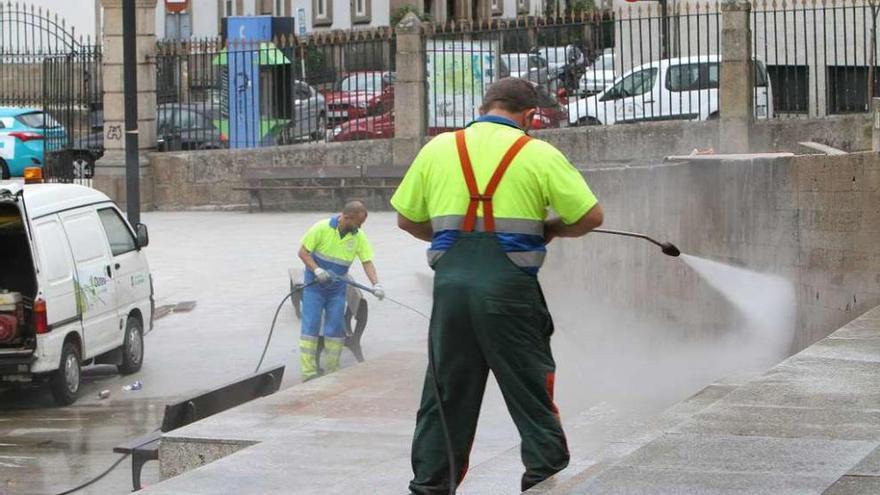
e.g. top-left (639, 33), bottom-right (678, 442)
top-left (567, 55), bottom-right (773, 126)
top-left (323, 71), bottom-right (395, 126)
top-left (275, 80), bottom-right (327, 143)
top-left (330, 82), bottom-right (564, 141)
top-left (501, 53), bottom-right (550, 86)
top-left (0, 181), bottom-right (152, 405)
top-left (0, 107), bottom-right (65, 179)
top-left (578, 52), bottom-right (617, 96)
top-left (157, 103), bottom-right (227, 151)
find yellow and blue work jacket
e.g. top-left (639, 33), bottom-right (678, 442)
top-left (391, 115), bottom-right (598, 275)
top-left (301, 215), bottom-right (374, 291)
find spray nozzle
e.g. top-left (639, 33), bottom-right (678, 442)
top-left (592, 228), bottom-right (682, 258)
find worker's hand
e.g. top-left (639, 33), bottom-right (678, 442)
top-left (313, 267), bottom-right (332, 284)
top-left (372, 283), bottom-right (385, 300)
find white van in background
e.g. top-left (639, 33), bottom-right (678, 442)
top-left (0, 181), bottom-right (152, 405)
top-left (567, 55), bottom-right (773, 126)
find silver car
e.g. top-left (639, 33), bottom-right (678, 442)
top-left (277, 80), bottom-right (327, 143)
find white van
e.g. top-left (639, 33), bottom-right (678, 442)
top-left (0, 182), bottom-right (152, 405)
top-left (567, 55), bottom-right (773, 126)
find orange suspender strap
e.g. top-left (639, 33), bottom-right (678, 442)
top-left (454, 129), bottom-right (532, 233)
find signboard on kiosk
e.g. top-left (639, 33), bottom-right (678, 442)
top-left (226, 17), bottom-right (272, 149)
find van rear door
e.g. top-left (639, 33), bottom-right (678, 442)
top-left (59, 208), bottom-right (119, 358)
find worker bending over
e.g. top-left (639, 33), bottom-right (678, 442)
top-left (391, 78), bottom-right (604, 494)
top-left (298, 201), bottom-right (383, 381)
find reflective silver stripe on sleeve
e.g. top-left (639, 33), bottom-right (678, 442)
top-left (430, 215), bottom-right (543, 235)
top-left (313, 251), bottom-right (353, 267)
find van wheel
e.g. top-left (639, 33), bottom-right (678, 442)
top-left (577, 117), bottom-right (602, 126)
top-left (0, 160), bottom-right (9, 180)
top-left (50, 342), bottom-right (81, 406)
top-left (119, 317), bottom-right (144, 375)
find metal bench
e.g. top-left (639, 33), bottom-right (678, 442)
top-left (113, 365), bottom-right (285, 491)
top-left (232, 165), bottom-right (407, 212)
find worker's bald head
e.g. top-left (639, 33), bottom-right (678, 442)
top-left (342, 200), bottom-right (367, 218)
top-left (339, 200), bottom-right (368, 233)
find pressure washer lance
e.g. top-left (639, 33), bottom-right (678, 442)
top-left (592, 228), bottom-right (681, 257)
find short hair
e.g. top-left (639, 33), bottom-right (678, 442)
top-left (480, 78), bottom-right (539, 114)
top-left (342, 200), bottom-right (367, 218)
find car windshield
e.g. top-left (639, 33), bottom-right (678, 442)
top-left (16, 111), bottom-right (60, 129)
top-left (337, 73), bottom-right (384, 92)
top-left (602, 68), bottom-right (658, 100)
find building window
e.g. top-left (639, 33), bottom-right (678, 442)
top-left (766, 65), bottom-right (808, 115)
top-left (313, 0), bottom-right (332, 26)
top-left (517, 0), bottom-right (530, 15)
top-left (225, 0), bottom-right (234, 15)
top-left (259, 0), bottom-right (273, 14)
top-left (491, 0), bottom-right (502, 16)
top-left (351, 0), bottom-right (371, 24)
top-left (827, 66), bottom-right (876, 115)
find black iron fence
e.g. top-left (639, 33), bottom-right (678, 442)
top-left (154, 29), bottom-right (396, 151)
top-left (753, 0), bottom-right (880, 118)
top-left (0, 2), bottom-right (101, 184)
top-left (425, 7), bottom-right (726, 131)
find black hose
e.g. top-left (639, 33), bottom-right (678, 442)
top-left (53, 432), bottom-right (160, 495)
top-left (254, 280), bottom-right (318, 374)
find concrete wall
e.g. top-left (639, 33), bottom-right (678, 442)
top-left (544, 151), bottom-right (880, 355)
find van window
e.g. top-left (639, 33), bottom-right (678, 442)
top-left (97, 208), bottom-right (137, 256)
top-left (667, 62), bottom-right (719, 92)
top-left (601, 68), bottom-right (658, 101)
top-left (35, 219), bottom-right (74, 284)
top-left (64, 212), bottom-right (107, 263)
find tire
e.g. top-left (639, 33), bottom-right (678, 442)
top-left (0, 159), bottom-right (9, 180)
top-left (708, 112), bottom-right (720, 120)
top-left (118, 317), bottom-right (144, 375)
top-left (311, 113), bottom-right (326, 141)
top-left (50, 341), bottom-right (81, 406)
top-left (577, 117), bottom-right (602, 127)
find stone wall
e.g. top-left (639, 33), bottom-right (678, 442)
top-left (150, 139), bottom-right (393, 210)
top-left (544, 151), bottom-right (880, 354)
top-left (145, 114), bottom-right (871, 211)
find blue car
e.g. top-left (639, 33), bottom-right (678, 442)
top-left (0, 107), bottom-right (65, 179)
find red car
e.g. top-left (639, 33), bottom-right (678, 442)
top-left (323, 71), bottom-right (395, 126)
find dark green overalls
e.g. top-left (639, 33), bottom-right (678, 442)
top-left (409, 131), bottom-right (570, 494)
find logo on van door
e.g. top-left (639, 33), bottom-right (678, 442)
top-left (130, 273), bottom-right (146, 287)
top-left (74, 276), bottom-right (109, 313)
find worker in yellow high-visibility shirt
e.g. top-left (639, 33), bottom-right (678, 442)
top-left (391, 78), bottom-right (604, 494)
top-left (298, 201), bottom-right (383, 381)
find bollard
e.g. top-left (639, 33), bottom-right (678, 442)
top-left (873, 98), bottom-right (880, 152)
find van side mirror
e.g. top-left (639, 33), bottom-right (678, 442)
top-left (136, 223), bottom-right (149, 248)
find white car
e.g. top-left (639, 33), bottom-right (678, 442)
top-left (568, 55), bottom-right (773, 126)
top-left (0, 180), bottom-right (152, 405)
top-left (578, 52), bottom-right (617, 96)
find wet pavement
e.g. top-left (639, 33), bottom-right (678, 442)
top-left (0, 211), bottom-right (432, 495)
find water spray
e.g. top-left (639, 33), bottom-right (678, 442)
top-left (592, 228), bottom-right (681, 257)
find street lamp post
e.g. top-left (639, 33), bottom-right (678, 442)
top-left (122, 0), bottom-right (140, 225)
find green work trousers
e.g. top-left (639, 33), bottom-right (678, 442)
top-left (409, 232), bottom-right (569, 494)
